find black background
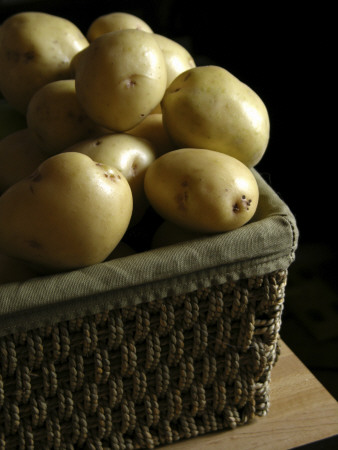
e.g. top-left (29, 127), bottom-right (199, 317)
top-left (0, 0), bottom-right (333, 252)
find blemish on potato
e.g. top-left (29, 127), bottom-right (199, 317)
top-left (232, 203), bottom-right (240, 213)
top-left (108, 173), bottom-right (121, 182)
top-left (24, 51), bottom-right (35, 62)
top-left (175, 190), bottom-right (189, 211)
top-left (241, 196), bottom-right (252, 210)
top-left (101, 166), bottom-right (121, 181)
top-left (132, 162), bottom-right (139, 175)
top-left (125, 79), bottom-right (136, 88)
top-left (233, 196), bottom-right (252, 213)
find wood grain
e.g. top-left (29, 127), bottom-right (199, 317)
top-left (159, 340), bottom-right (338, 449)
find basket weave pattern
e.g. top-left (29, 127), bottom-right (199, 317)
top-left (0, 269), bottom-right (287, 449)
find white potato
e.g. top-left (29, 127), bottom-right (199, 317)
top-left (0, 152), bottom-right (133, 273)
top-left (161, 65), bottom-right (270, 167)
top-left (153, 34), bottom-right (196, 87)
top-left (74, 29), bottom-right (167, 132)
top-left (0, 11), bottom-right (89, 113)
top-left (87, 11), bottom-right (153, 41)
top-left (144, 148), bottom-right (259, 233)
top-left (26, 79), bottom-right (105, 155)
top-left (127, 113), bottom-right (176, 156)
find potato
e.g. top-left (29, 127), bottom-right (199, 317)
top-left (150, 34), bottom-right (196, 114)
top-left (74, 29), bottom-right (167, 132)
top-left (66, 133), bottom-right (157, 225)
top-left (127, 113), bottom-right (176, 156)
top-left (0, 128), bottom-right (47, 193)
top-left (87, 11), bottom-right (153, 41)
top-left (26, 79), bottom-right (105, 155)
top-left (153, 34), bottom-right (196, 87)
top-left (161, 65), bottom-right (270, 167)
top-left (144, 148), bottom-right (259, 233)
top-left (0, 12), bottom-right (89, 113)
top-left (0, 152), bottom-right (133, 273)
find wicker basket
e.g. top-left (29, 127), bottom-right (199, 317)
top-left (0, 170), bottom-right (298, 449)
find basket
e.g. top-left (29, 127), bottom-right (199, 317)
top-left (0, 170), bottom-right (298, 449)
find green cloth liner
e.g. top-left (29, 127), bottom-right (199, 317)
top-left (0, 170), bottom-right (299, 337)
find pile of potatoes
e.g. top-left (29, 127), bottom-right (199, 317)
top-left (0, 10), bottom-right (270, 282)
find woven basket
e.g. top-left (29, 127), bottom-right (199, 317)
top-left (0, 170), bottom-right (298, 449)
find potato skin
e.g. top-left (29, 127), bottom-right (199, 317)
top-left (152, 34), bottom-right (196, 87)
top-left (127, 113), bottom-right (176, 156)
top-left (144, 148), bottom-right (259, 233)
top-left (74, 29), bottom-right (167, 132)
top-left (161, 65), bottom-right (270, 167)
top-left (0, 152), bottom-right (133, 273)
top-left (26, 79), bottom-right (104, 155)
top-left (0, 12), bottom-right (89, 113)
top-left (87, 11), bottom-right (153, 41)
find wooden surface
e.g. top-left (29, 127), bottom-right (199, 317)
top-left (160, 340), bottom-right (338, 449)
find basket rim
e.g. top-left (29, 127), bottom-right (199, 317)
top-left (0, 170), bottom-right (298, 337)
